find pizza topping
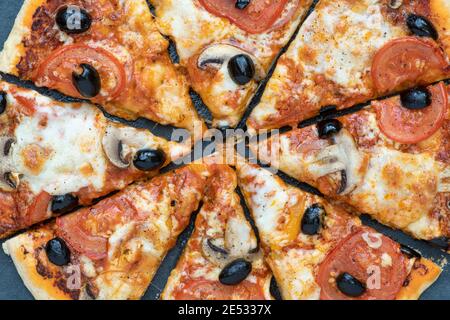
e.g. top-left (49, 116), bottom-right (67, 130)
top-left (374, 82), bottom-right (447, 144)
top-left (336, 272), bottom-right (366, 298)
top-left (235, 0), bottom-right (251, 10)
top-left (371, 37), bottom-right (448, 94)
top-left (56, 5), bottom-right (92, 35)
top-left (51, 194), bottom-right (79, 215)
top-left (228, 54), bottom-right (256, 85)
top-left (173, 279), bottom-right (265, 299)
top-left (0, 91), bottom-right (6, 114)
top-left (400, 244), bottom-right (421, 259)
top-left (45, 237), bottom-right (71, 267)
top-left (219, 258), bottom-right (252, 286)
top-left (388, 0), bottom-right (403, 9)
top-left (2, 172), bottom-right (20, 190)
top-left (400, 86), bottom-right (431, 110)
top-left (199, 0), bottom-right (289, 33)
top-left (36, 44), bottom-right (126, 102)
top-left (72, 64), bottom-right (101, 98)
top-left (301, 203), bottom-right (325, 235)
top-left (1, 137), bottom-right (20, 190)
top-left (317, 119), bottom-right (343, 139)
top-left (317, 228), bottom-right (408, 300)
top-left (406, 14), bottom-right (438, 40)
top-left (309, 130), bottom-right (364, 195)
top-left (133, 149), bottom-right (166, 172)
top-left (270, 276), bottom-right (283, 300)
top-left (197, 44), bottom-right (265, 84)
top-left (207, 238), bottom-right (230, 255)
top-left (101, 125), bottom-right (166, 170)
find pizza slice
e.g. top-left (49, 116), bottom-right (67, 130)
top-left (236, 161), bottom-right (442, 300)
top-left (153, 0), bottom-right (313, 128)
top-left (162, 164), bottom-right (272, 300)
top-left (251, 82), bottom-right (450, 247)
top-left (0, 0), bottom-right (204, 137)
top-left (0, 80), bottom-right (190, 239)
top-left (247, 0), bottom-right (450, 131)
top-left (2, 163), bottom-right (211, 300)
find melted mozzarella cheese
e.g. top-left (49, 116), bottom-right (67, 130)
top-left (12, 97), bottom-right (108, 196)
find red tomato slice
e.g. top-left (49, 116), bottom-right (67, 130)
top-left (173, 280), bottom-right (266, 300)
top-left (374, 82), bottom-right (448, 144)
top-left (317, 227), bottom-right (408, 300)
top-left (26, 192), bottom-right (52, 225)
top-left (35, 44), bottom-right (126, 101)
top-left (371, 37), bottom-right (448, 94)
top-left (198, 0), bottom-right (290, 34)
top-left (56, 197), bottom-right (138, 260)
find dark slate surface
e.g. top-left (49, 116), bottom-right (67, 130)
top-left (0, 0), bottom-right (449, 300)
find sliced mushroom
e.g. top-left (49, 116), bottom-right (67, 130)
top-left (102, 124), bottom-right (165, 169)
top-left (388, 0), bottom-right (402, 9)
top-left (1, 172), bottom-right (20, 191)
top-left (197, 44), bottom-right (266, 82)
top-left (0, 136), bottom-right (20, 192)
top-left (308, 129), bottom-right (364, 195)
top-left (202, 215), bottom-right (259, 268)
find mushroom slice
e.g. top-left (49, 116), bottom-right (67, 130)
top-left (1, 172), bottom-right (20, 191)
top-left (388, 0), bottom-right (402, 9)
top-left (0, 136), bottom-right (19, 192)
top-left (0, 137), bottom-right (15, 156)
top-left (102, 124), bottom-right (162, 169)
top-left (197, 44), bottom-right (266, 81)
top-left (308, 129), bottom-right (364, 195)
top-left (202, 238), bottom-right (230, 268)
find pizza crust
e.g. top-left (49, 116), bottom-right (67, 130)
top-left (0, 0), bottom-right (45, 74)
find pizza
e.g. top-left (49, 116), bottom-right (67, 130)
top-left (2, 163), bottom-right (210, 300)
top-left (251, 82), bottom-right (450, 247)
top-left (162, 164), bottom-right (272, 300)
top-left (236, 160), bottom-right (442, 300)
top-left (153, 0), bottom-right (313, 128)
top-left (0, 80), bottom-right (189, 239)
top-left (0, 0), bottom-right (205, 138)
top-left (247, 0), bottom-right (450, 131)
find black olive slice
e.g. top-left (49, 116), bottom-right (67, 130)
top-left (235, 0), bottom-right (250, 10)
top-left (0, 91), bottom-right (6, 115)
top-left (219, 258), bottom-right (252, 285)
top-left (45, 237), bottom-right (71, 266)
top-left (56, 5), bottom-right (92, 34)
top-left (133, 149), bottom-right (166, 172)
top-left (301, 203), bottom-right (325, 235)
top-left (228, 54), bottom-right (255, 86)
top-left (72, 64), bottom-right (101, 98)
top-left (400, 87), bottom-right (432, 110)
top-left (406, 14), bottom-right (438, 40)
top-left (270, 276), bottom-right (283, 300)
top-left (317, 119), bottom-right (342, 139)
top-left (336, 272), bottom-right (366, 297)
top-left (400, 244), bottom-right (421, 259)
top-left (51, 194), bottom-right (79, 215)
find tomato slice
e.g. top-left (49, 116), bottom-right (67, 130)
top-left (317, 227), bottom-right (408, 300)
top-left (198, 0), bottom-right (290, 34)
top-left (26, 192), bottom-right (52, 225)
top-left (56, 197), bottom-right (137, 260)
top-left (35, 44), bottom-right (126, 101)
top-left (173, 279), bottom-right (266, 300)
top-left (371, 37), bottom-right (448, 94)
top-left (374, 82), bottom-right (448, 144)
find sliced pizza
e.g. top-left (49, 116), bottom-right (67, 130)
top-left (162, 164), bottom-right (272, 300)
top-left (236, 161), bottom-right (442, 300)
top-left (0, 80), bottom-right (190, 239)
top-left (153, 0), bottom-right (313, 128)
top-left (247, 0), bottom-right (450, 131)
top-left (251, 82), bottom-right (450, 246)
top-left (0, 0), bottom-right (204, 137)
top-left (2, 163), bottom-right (211, 300)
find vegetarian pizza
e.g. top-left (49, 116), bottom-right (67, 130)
top-left (247, 0), bottom-right (450, 131)
top-left (0, 80), bottom-right (189, 239)
top-left (162, 164), bottom-right (272, 300)
top-left (0, 0), bottom-right (204, 137)
top-left (3, 164), bottom-right (210, 300)
top-left (236, 161), bottom-right (442, 300)
top-left (251, 82), bottom-right (450, 246)
top-left (153, 0), bottom-right (313, 128)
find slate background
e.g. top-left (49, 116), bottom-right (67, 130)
top-left (0, 0), bottom-right (449, 300)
